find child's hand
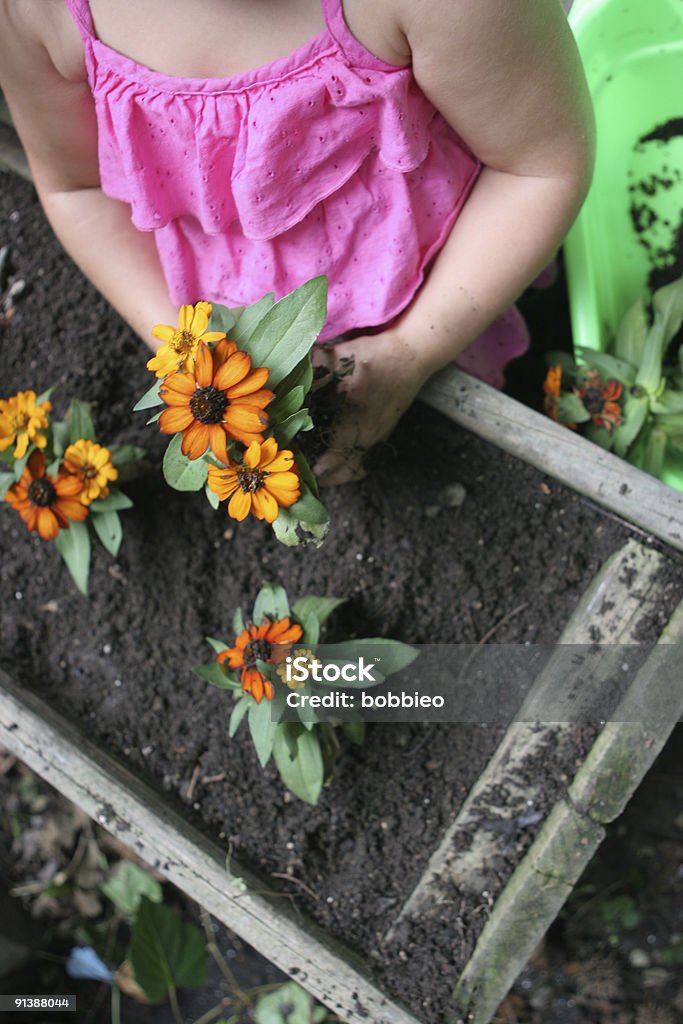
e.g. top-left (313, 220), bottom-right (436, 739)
top-left (312, 330), bottom-right (436, 486)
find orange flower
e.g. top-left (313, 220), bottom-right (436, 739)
top-left (218, 616), bottom-right (303, 703)
top-left (147, 301), bottom-right (225, 378)
top-left (576, 371), bottom-right (623, 431)
top-left (159, 341), bottom-right (273, 461)
top-left (543, 366), bottom-right (562, 421)
top-left (5, 451), bottom-right (89, 540)
top-left (543, 365), bottom-right (576, 430)
top-left (206, 438), bottom-right (300, 523)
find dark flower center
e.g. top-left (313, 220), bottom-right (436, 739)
top-left (173, 329), bottom-right (196, 354)
top-left (28, 477), bottom-right (57, 507)
top-left (83, 463), bottom-right (98, 479)
top-left (237, 466), bottom-right (266, 493)
top-left (189, 386), bottom-right (228, 425)
top-left (244, 638), bottom-right (272, 669)
top-left (581, 387), bottom-right (605, 416)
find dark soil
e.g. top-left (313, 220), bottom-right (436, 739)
top-left (630, 117), bottom-right (683, 298)
top-left (2, 170), bottom-right (683, 1022)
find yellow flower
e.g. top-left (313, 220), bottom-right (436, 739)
top-left (0, 390), bottom-right (51, 459)
top-left (147, 301), bottom-right (226, 378)
top-left (207, 438), bottom-right (300, 523)
top-left (63, 439), bottom-right (118, 505)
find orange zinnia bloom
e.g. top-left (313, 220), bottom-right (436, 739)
top-left (5, 451), bottom-right (89, 540)
top-left (206, 438), bottom-right (300, 523)
top-left (576, 371), bottom-right (623, 431)
top-left (218, 616), bottom-right (303, 703)
top-left (159, 341), bottom-right (273, 461)
top-left (543, 365), bottom-right (562, 421)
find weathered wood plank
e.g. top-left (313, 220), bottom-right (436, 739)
top-left (420, 369), bottom-right (683, 553)
top-left (449, 598), bottom-right (683, 1024)
top-left (0, 673), bottom-right (420, 1024)
top-left (390, 539), bottom-right (666, 929)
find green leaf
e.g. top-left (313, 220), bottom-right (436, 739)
top-left (205, 482), bottom-right (220, 509)
top-left (273, 409), bottom-right (313, 444)
top-left (290, 489), bottom-right (329, 525)
top-left (545, 351), bottom-right (577, 375)
top-left (612, 394), bottom-right (649, 458)
top-left (51, 421), bottom-right (69, 458)
top-left (229, 696), bottom-right (250, 738)
top-left (0, 471), bottom-right (15, 499)
top-left (556, 393), bottom-right (591, 424)
top-left (248, 697), bottom-right (279, 767)
top-left (614, 295), bottom-right (649, 365)
top-left (272, 725), bottom-right (324, 805)
top-left (341, 721), bottom-right (366, 746)
top-left (655, 412), bottom-right (683, 435)
top-left (13, 447), bottom-right (32, 481)
top-left (91, 510), bottom-right (122, 556)
top-left (133, 379), bottom-right (164, 412)
top-left (254, 982), bottom-right (316, 1024)
top-left (271, 507), bottom-right (301, 546)
top-left (650, 388), bottom-right (683, 416)
top-left (208, 303), bottom-right (237, 334)
top-left (244, 278), bottom-right (328, 388)
top-left (162, 434), bottom-right (208, 491)
top-left (636, 277), bottom-right (683, 393)
top-left (575, 348), bottom-right (636, 386)
top-left (584, 423), bottom-right (614, 450)
top-left (206, 636), bottom-right (229, 655)
top-left (54, 521), bottom-right (91, 595)
top-left (193, 663), bottom-right (240, 690)
top-left (292, 596), bottom-right (346, 630)
top-left (231, 294), bottom-right (276, 346)
top-left (232, 606), bottom-right (246, 634)
top-left (36, 385), bottom-right (56, 405)
top-left (109, 444), bottom-right (147, 468)
top-left (128, 895), bottom-right (207, 1003)
top-left (642, 427), bottom-right (667, 479)
top-left (324, 638), bottom-right (419, 678)
top-left (68, 400), bottom-right (96, 444)
top-left (100, 861), bottom-right (162, 919)
top-left (252, 583), bottom-right (291, 624)
top-left (89, 488), bottom-right (133, 513)
top-left (146, 411), bottom-right (162, 426)
top-left (275, 355), bottom-right (314, 400)
top-left (268, 386), bottom-right (305, 422)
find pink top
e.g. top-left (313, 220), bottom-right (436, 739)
top-left (65, 0), bottom-right (481, 341)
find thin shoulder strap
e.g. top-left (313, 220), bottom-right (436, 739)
top-left (64, 0), bottom-right (96, 43)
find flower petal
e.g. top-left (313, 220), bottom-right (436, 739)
top-left (194, 342), bottom-right (213, 388)
top-left (228, 489), bottom-right (252, 521)
top-left (226, 366), bottom-right (270, 398)
top-left (214, 351), bottom-right (252, 391)
top-left (251, 488), bottom-right (279, 522)
top-left (181, 421), bottom-right (209, 460)
top-left (243, 441), bottom-right (262, 469)
top-left (159, 406), bottom-right (195, 434)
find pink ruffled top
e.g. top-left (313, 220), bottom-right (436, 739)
top-left (65, 0), bottom-right (480, 341)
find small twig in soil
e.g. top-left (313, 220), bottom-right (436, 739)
top-left (477, 602), bottom-right (530, 646)
top-left (191, 997), bottom-right (236, 1024)
top-left (271, 872), bottom-right (320, 901)
top-left (201, 772), bottom-right (226, 785)
top-left (185, 763), bottom-right (201, 802)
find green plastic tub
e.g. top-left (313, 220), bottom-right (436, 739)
top-left (564, 0), bottom-right (683, 489)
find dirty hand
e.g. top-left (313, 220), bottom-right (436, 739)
top-left (312, 331), bottom-right (437, 486)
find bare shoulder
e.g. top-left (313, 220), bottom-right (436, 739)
top-left (0, 1), bottom-right (98, 191)
top-left (383, 0), bottom-right (593, 177)
top-left (0, 0), bottom-right (85, 81)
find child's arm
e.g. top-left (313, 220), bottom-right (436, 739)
top-left (315, 0), bottom-right (595, 485)
top-left (0, 2), bottom-right (176, 344)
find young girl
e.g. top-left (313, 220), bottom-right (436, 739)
top-left (0, 0), bottom-right (594, 484)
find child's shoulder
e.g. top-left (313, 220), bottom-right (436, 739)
top-left (0, 0), bottom-right (85, 82)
